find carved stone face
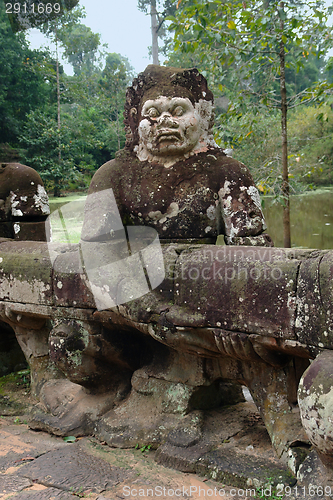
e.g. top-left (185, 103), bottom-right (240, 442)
top-left (136, 96), bottom-right (213, 167)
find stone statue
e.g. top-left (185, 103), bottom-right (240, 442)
top-left (0, 162), bottom-right (50, 241)
top-left (83, 66), bottom-right (273, 246)
top-left (28, 65), bottom-right (281, 443)
top-left (0, 162), bottom-right (50, 375)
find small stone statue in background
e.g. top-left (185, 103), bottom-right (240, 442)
top-left (0, 162), bottom-right (50, 241)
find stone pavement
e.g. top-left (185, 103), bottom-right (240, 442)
top-left (1, 401), bottom-right (315, 500)
top-left (1, 372), bottom-right (295, 500)
top-left (0, 413), bottom-right (266, 500)
top-left (0, 376), bottom-right (329, 500)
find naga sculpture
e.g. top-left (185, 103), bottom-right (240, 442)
top-left (0, 163), bottom-right (49, 375)
top-left (0, 66), bottom-right (333, 488)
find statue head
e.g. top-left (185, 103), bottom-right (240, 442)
top-left (124, 65), bottom-right (217, 167)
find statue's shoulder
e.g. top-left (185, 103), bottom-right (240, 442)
top-left (200, 148), bottom-right (255, 185)
top-left (88, 150), bottom-right (136, 194)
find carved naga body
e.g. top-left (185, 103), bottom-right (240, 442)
top-left (1, 66), bottom-right (333, 487)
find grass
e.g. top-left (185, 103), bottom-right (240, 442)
top-left (48, 197), bottom-right (86, 244)
top-left (0, 369), bottom-right (30, 394)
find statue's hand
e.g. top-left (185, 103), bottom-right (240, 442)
top-left (225, 233), bottom-right (274, 247)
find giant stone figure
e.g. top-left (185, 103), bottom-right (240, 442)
top-left (82, 65), bottom-right (273, 247)
top-left (32, 66), bottom-right (281, 444)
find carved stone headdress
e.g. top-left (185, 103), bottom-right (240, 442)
top-left (124, 65), bottom-right (214, 151)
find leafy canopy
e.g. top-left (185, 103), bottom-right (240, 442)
top-left (169, 0), bottom-right (333, 108)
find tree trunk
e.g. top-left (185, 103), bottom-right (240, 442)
top-left (55, 26), bottom-right (62, 198)
top-left (150, 0), bottom-right (159, 65)
top-left (279, 2), bottom-right (291, 248)
top-left (115, 91), bottom-right (121, 151)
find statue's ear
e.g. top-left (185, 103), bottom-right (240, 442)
top-left (130, 108), bottom-right (138, 119)
top-left (196, 100), bottom-right (215, 133)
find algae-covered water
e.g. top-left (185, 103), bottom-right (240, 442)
top-left (49, 188), bottom-right (333, 249)
top-left (263, 187), bottom-right (333, 249)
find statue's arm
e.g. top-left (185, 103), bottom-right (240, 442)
top-left (81, 161), bottom-right (118, 243)
top-left (218, 163), bottom-right (273, 247)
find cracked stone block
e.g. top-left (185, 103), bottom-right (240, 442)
top-left (9, 487), bottom-right (80, 499)
top-left (17, 444), bottom-right (133, 493)
top-left (195, 449), bottom-right (296, 489)
top-left (0, 474), bottom-right (31, 495)
top-left (155, 441), bottom-right (212, 473)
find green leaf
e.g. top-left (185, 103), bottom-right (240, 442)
top-left (291, 18), bottom-right (299, 29)
top-left (63, 436), bottom-right (77, 443)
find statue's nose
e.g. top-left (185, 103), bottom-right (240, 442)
top-left (158, 112), bottom-right (177, 127)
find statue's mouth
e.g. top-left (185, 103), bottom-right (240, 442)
top-left (156, 129), bottom-right (182, 143)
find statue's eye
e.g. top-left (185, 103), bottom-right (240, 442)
top-left (146, 108), bottom-right (159, 118)
top-left (173, 106), bottom-right (184, 117)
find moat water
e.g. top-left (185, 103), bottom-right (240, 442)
top-left (263, 187), bottom-right (333, 249)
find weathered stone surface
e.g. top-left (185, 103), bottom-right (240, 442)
top-left (0, 162), bottom-right (49, 241)
top-left (0, 242), bottom-right (52, 305)
top-left (297, 449), bottom-right (328, 487)
top-left (11, 488), bottom-right (80, 499)
top-left (172, 245), bottom-right (299, 338)
top-left (86, 66), bottom-right (271, 246)
top-left (17, 444), bottom-right (133, 493)
top-left (85, 149), bottom-right (271, 244)
top-left (1, 239), bottom-right (331, 470)
top-left (52, 247), bottom-right (95, 308)
top-left (0, 474), bottom-right (31, 495)
top-left (295, 254), bottom-right (330, 353)
top-left (298, 351), bottom-right (333, 456)
top-left (195, 449), bottom-right (296, 488)
top-left (1, 65), bottom-right (333, 486)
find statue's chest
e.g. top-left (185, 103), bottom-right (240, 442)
top-left (123, 170), bottom-right (217, 210)
top-left (118, 169), bottom-right (221, 239)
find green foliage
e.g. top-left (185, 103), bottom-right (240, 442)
top-left (19, 51), bottom-right (134, 195)
top-left (19, 109), bottom-right (75, 196)
top-left (170, 0), bottom-right (332, 78)
top-left (169, 0), bottom-right (333, 246)
top-left (99, 53), bottom-right (133, 149)
top-left (288, 104), bottom-right (333, 186)
top-left (0, 5), bottom-right (52, 145)
top-left (58, 23), bottom-right (102, 76)
top-left (135, 443), bottom-right (152, 452)
top-left (220, 103), bottom-right (333, 196)
top-left (138, 0), bottom-right (177, 55)
top-left (0, 369), bottom-right (30, 393)
top-left (14, 6), bottom-right (134, 194)
top-left (169, 0), bottom-right (333, 120)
